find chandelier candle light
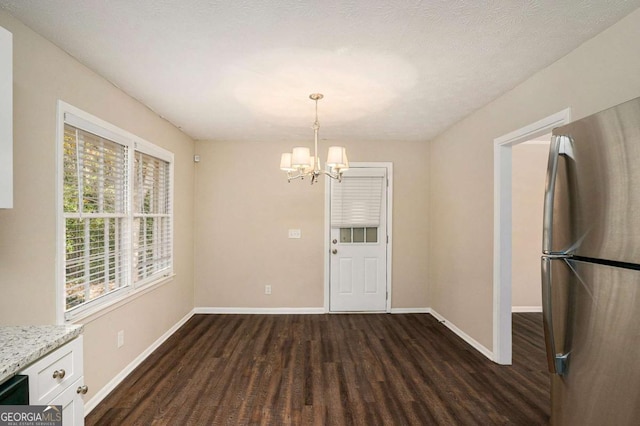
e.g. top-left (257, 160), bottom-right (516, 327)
top-left (280, 93), bottom-right (349, 184)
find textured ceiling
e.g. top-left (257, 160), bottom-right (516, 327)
top-left (1, 0), bottom-right (639, 143)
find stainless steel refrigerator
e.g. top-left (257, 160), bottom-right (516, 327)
top-left (542, 96), bottom-right (640, 425)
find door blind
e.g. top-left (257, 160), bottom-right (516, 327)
top-left (331, 176), bottom-right (384, 227)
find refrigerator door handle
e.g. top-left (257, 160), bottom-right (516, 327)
top-left (542, 256), bottom-right (569, 375)
top-left (542, 135), bottom-right (563, 255)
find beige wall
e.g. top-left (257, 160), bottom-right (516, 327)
top-left (512, 142), bottom-right (549, 308)
top-left (0, 12), bottom-right (195, 401)
top-left (429, 7), bottom-right (640, 350)
top-left (194, 138), bottom-right (430, 310)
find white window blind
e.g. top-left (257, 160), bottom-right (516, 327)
top-left (331, 176), bottom-right (385, 227)
top-left (63, 124), bottom-right (129, 311)
top-left (133, 151), bottom-right (172, 283)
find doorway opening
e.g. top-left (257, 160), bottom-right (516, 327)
top-left (493, 109), bottom-right (571, 364)
top-left (512, 139), bottom-right (550, 313)
top-left (324, 162), bottom-right (393, 313)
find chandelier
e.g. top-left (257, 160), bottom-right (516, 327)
top-left (279, 93), bottom-right (349, 184)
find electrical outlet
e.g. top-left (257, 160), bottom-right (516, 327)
top-left (117, 330), bottom-right (124, 348)
top-left (265, 285), bottom-right (272, 295)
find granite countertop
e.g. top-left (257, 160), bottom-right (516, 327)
top-left (0, 324), bottom-right (84, 383)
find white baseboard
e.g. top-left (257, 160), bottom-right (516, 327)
top-left (194, 307), bottom-right (325, 314)
top-left (429, 309), bottom-right (494, 361)
top-left (512, 306), bottom-right (542, 313)
top-left (390, 307), bottom-right (431, 314)
top-left (196, 307), bottom-right (431, 315)
top-left (84, 309), bottom-right (195, 415)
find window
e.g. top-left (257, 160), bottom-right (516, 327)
top-left (58, 102), bottom-right (173, 321)
top-left (339, 227), bottom-right (378, 243)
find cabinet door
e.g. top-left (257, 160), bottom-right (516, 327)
top-left (49, 377), bottom-right (85, 426)
top-left (0, 25), bottom-right (12, 209)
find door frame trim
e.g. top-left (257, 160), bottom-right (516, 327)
top-left (493, 108), bottom-right (570, 364)
top-left (324, 162), bottom-right (393, 313)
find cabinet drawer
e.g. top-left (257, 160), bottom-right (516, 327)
top-left (21, 336), bottom-right (83, 405)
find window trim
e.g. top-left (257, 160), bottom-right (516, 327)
top-left (56, 101), bottom-right (174, 324)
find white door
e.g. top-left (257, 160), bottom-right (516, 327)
top-left (330, 167), bottom-right (387, 311)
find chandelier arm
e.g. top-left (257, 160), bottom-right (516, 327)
top-left (286, 171), bottom-right (307, 182)
top-left (319, 169), bottom-right (343, 181)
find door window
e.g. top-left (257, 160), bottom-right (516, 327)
top-left (340, 227), bottom-right (378, 243)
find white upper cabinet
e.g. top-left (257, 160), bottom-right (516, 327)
top-left (0, 26), bottom-right (12, 209)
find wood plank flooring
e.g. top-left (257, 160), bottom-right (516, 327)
top-left (86, 313), bottom-right (549, 425)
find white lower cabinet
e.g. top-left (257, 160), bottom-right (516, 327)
top-left (20, 336), bottom-right (85, 425)
top-left (49, 377), bottom-right (85, 425)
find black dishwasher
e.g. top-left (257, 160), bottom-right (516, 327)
top-left (0, 375), bottom-right (29, 405)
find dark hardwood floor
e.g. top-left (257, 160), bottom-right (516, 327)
top-left (86, 313), bottom-right (549, 425)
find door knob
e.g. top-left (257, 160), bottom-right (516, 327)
top-left (332, 249), bottom-right (338, 254)
top-left (332, 239), bottom-right (337, 244)
top-left (77, 385), bottom-right (88, 394)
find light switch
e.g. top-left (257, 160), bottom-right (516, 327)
top-left (288, 229), bottom-right (301, 239)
